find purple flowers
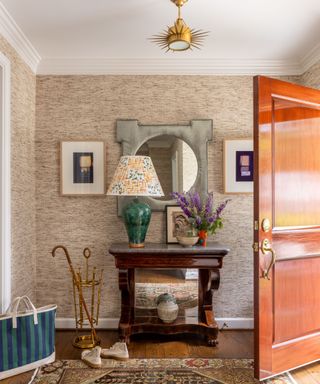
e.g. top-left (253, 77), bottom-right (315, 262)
top-left (172, 190), bottom-right (230, 234)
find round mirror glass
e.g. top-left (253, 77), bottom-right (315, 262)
top-left (136, 135), bottom-right (198, 200)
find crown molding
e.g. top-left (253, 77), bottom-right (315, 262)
top-left (300, 42), bottom-right (320, 74)
top-left (37, 57), bottom-right (302, 76)
top-left (0, 2), bottom-right (41, 73)
top-left (0, 0), bottom-right (318, 77)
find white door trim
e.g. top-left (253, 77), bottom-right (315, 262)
top-left (0, 52), bottom-right (11, 313)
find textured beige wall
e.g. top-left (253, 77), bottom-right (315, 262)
top-left (35, 75), bottom-right (254, 318)
top-left (1, 25), bottom-right (317, 320)
top-left (300, 61), bottom-right (320, 89)
top-left (0, 36), bottom-right (36, 301)
top-left (17, 66), bottom-right (318, 319)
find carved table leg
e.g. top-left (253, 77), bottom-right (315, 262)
top-left (118, 268), bottom-right (135, 344)
top-left (199, 268), bottom-right (220, 346)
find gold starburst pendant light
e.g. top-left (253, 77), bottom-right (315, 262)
top-left (150, 0), bottom-right (209, 52)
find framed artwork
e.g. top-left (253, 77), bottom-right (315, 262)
top-left (165, 205), bottom-right (190, 244)
top-left (60, 141), bottom-right (105, 195)
top-left (224, 139), bottom-right (253, 194)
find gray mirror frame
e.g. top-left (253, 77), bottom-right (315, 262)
top-left (116, 119), bottom-right (213, 215)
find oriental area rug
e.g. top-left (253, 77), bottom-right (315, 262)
top-left (31, 358), bottom-right (295, 384)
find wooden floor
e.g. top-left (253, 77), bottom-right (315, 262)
top-left (56, 329), bottom-right (253, 360)
top-left (2, 330), bottom-right (320, 383)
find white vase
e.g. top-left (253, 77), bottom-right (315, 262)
top-left (156, 293), bottom-right (179, 323)
top-left (176, 236), bottom-right (199, 247)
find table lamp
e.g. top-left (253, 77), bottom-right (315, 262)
top-left (107, 156), bottom-right (164, 248)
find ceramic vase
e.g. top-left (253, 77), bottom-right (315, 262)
top-left (156, 293), bottom-right (179, 323)
top-left (176, 226), bottom-right (199, 247)
top-left (122, 198), bottom-right (151, 248)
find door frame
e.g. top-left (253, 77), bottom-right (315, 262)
top-left (0, 52), bottom-right (11, 313)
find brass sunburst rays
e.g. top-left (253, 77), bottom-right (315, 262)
top-left (150, 0), bottom-right (209, 52)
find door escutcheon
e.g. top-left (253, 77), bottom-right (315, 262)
top-left (261, 218), bottom-right (271, 233)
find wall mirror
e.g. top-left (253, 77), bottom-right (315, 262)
top-left (116, 119), bottom-right (213, 214)
top-left (136, 135), bottom-right (198, 201)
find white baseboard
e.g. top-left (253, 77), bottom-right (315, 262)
top-left (56, 317), bottom-right (253, 330)
top-left (55, 318), bottom-right (119, 329)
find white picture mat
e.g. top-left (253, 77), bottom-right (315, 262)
top-left (61, 141), bottom-right (105, 195)
top-left (224, 139), bottom-right (253, 194)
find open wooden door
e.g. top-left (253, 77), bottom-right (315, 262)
top-left (254, 76), bottom-right (320, 380)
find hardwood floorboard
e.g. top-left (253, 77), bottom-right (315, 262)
top-left (291, 361), bottom-right (320, 384)
top-left (1, 371), bottom-right (34, 384)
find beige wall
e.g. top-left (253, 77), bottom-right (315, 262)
top-left (0, 18), bottom-right (317, 320)
top-left (2, 50), bottom-right (315, 320)
top-left (0, 36), bottom-right (36, 301)
top-left (300, 61), bottom-right (320, 89)
top-left (33, 70), bottom-right (319, 319)
top-left (35, 75), bottom-right (254, 318)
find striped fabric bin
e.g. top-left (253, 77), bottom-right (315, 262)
top-left (0, 297), bottom-right (57, 380)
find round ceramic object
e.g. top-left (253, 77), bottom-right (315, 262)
top-left (156, 293), bottom-right (179, 323)
top-left (176, 236), bottom-right (199, 247)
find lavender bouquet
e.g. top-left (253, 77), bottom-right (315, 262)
top-left (172, 190), bottom-right (230, 235)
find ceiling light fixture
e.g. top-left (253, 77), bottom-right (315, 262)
top-left (150, 0), bottom-right (209, 52)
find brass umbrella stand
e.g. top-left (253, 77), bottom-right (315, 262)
top-left (52, 245), bottom-right (103, 349)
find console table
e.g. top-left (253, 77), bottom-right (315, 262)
top-left (109, 242), bottom-right (229, 346)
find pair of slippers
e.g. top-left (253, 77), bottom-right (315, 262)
top-left (81, 342), bottom-right (129, 369)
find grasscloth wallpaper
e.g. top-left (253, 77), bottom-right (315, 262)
top-left (35, 75), bottom-right (254, 318)
top-left (2, 24), bottom-right (317, 322)
top-left (0, 36), bottom-right (36, 302)
top-left (300, 61), bottom-right (320, 89)
top-left (35, 69), bottom-right (319, 320)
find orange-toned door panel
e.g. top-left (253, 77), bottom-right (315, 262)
top-left (254, 76), bottom-right (320, 380)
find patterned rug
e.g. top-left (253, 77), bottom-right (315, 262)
top-left (31, 359), bottom-right (295, 384)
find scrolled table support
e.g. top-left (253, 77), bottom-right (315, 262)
top-left (199, 268), bottom-right (221, 346)
top-left (118, 268), bottom-right (135, 344)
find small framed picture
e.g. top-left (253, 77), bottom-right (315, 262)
top-left (224, 139), bottom-right (253, 194)
top-left (165, 205), bottom-right (190, 244)
top-left (60, 141), bottom-right (105, 195)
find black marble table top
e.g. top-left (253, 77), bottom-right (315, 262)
top-left (109, 242), bottom-right (230, 256)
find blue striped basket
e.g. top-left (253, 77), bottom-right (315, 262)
top-left (0, 296), bottom-right (57, 380)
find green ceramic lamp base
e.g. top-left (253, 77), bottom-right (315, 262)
top-left (122, 198), bottom-right (151, 248)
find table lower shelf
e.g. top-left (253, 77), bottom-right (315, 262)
top-left (119, 308), bottom-right (219, 346)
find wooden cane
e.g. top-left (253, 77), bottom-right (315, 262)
top-left (52, 245), bottom-right (98, 340)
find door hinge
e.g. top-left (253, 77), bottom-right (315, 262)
top-left (254, 220), bottom-right (259, 231)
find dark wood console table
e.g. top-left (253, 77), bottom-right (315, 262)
top-left (109, 242), bottom-right (229, 346)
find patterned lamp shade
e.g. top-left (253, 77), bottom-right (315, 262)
top-left (107, 156), bottom-right (164, 197)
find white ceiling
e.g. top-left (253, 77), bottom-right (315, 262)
top-left (0, 0), bottom-right (319, 75)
